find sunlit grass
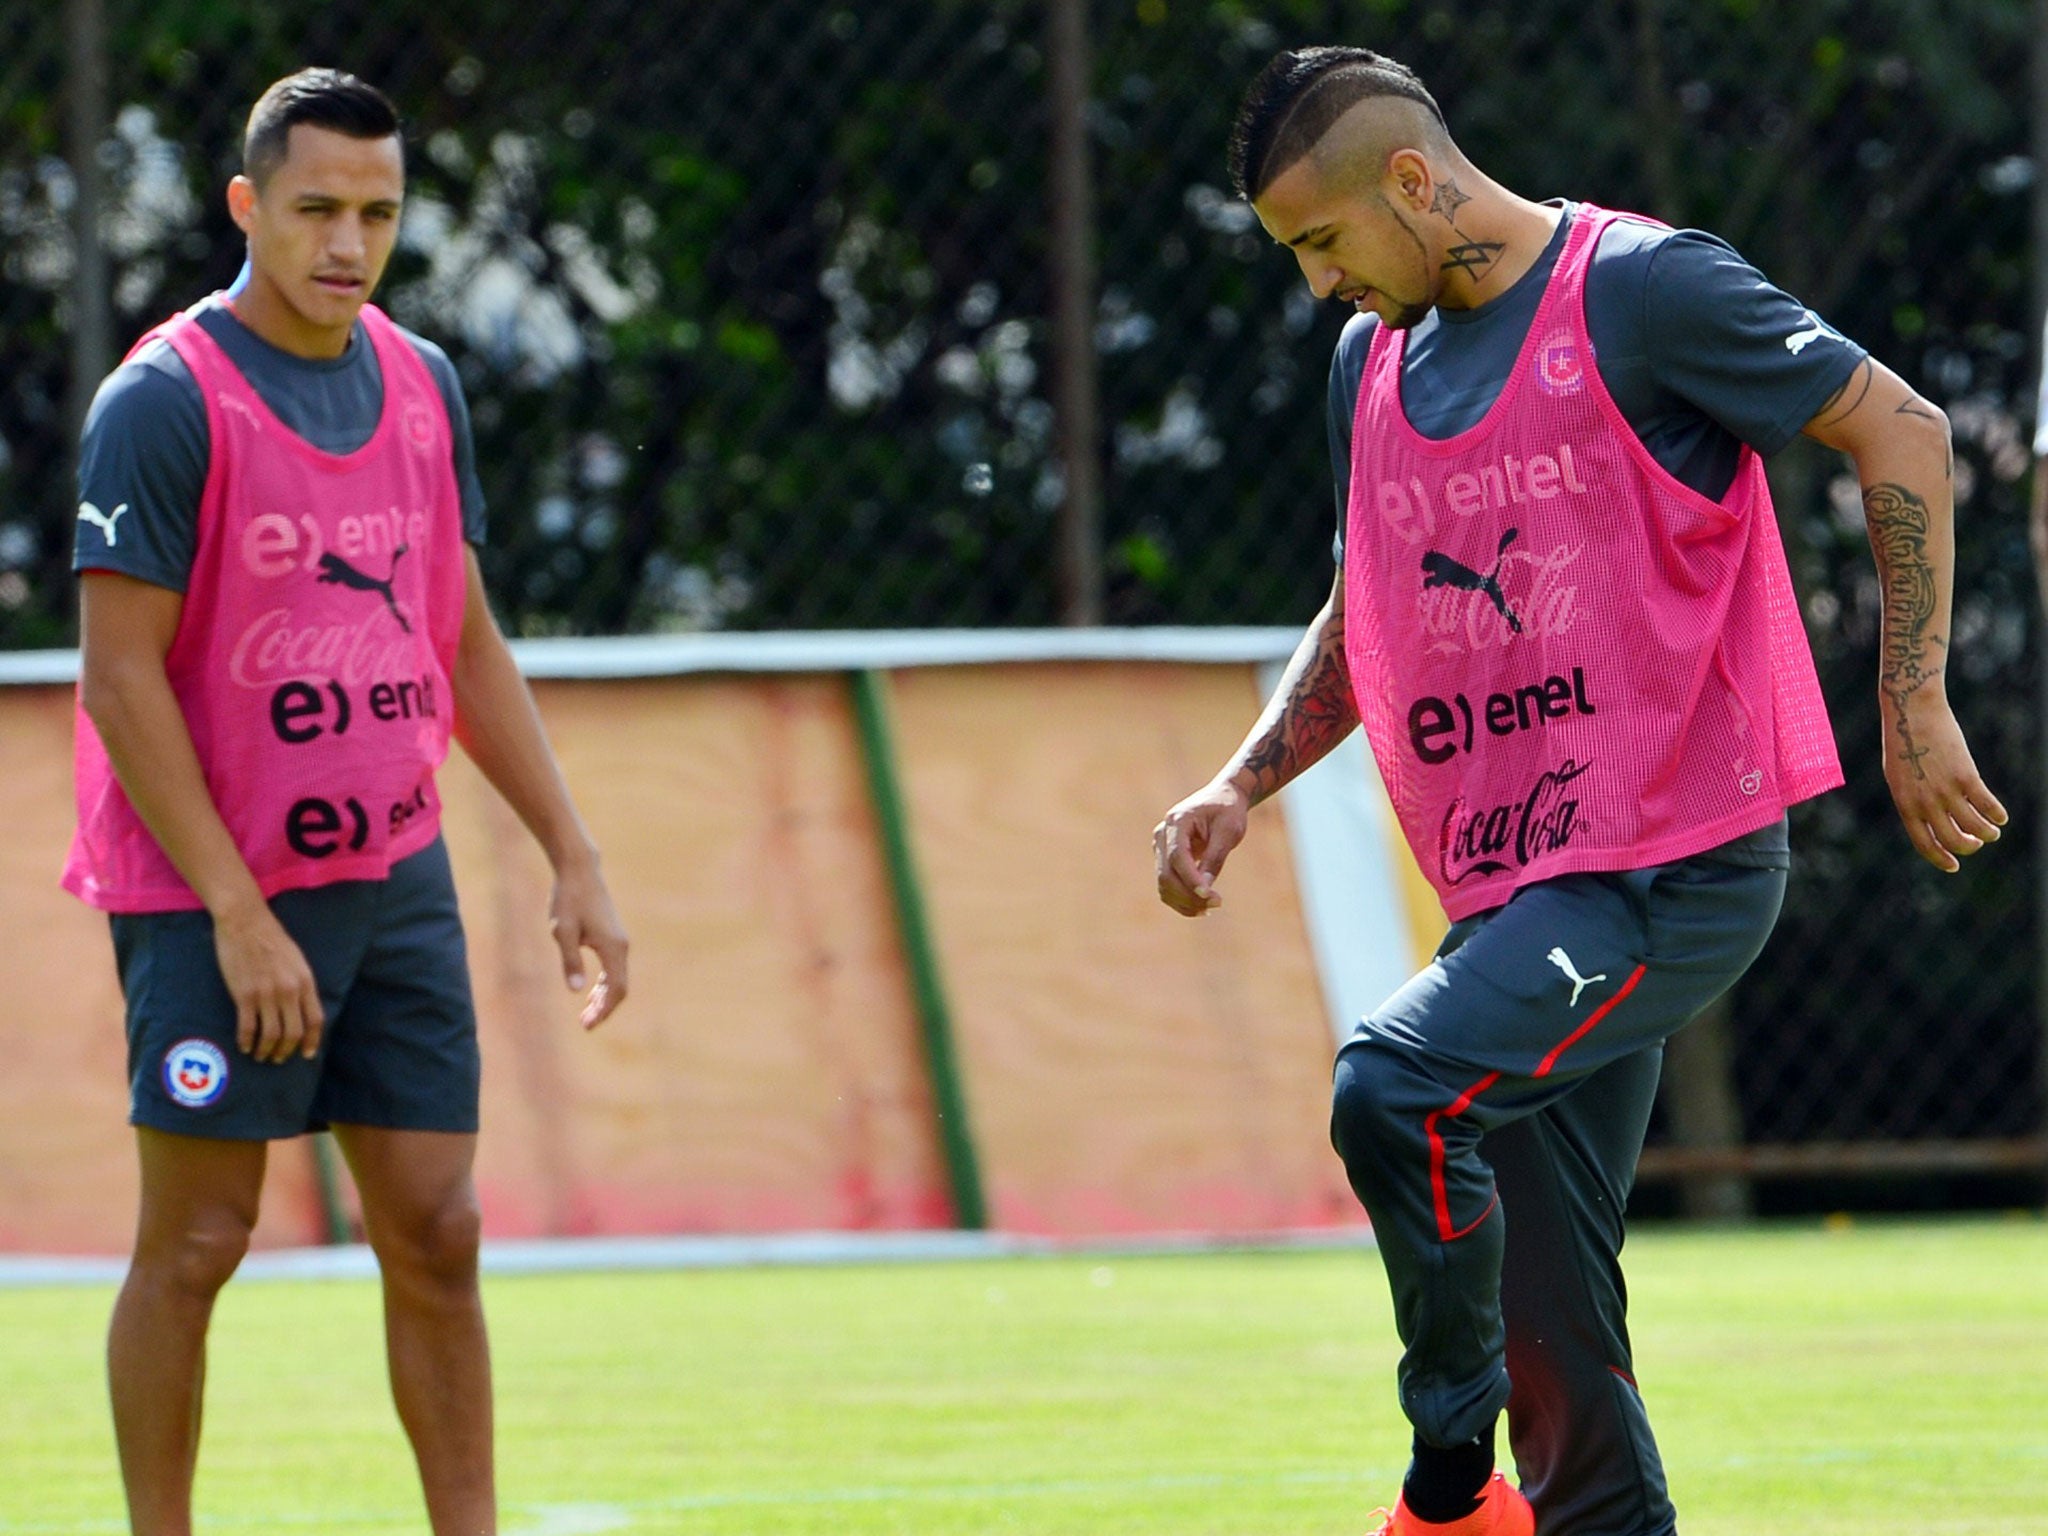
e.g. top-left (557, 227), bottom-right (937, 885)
top-left (2, 1216), bottom-right (2042, 1534)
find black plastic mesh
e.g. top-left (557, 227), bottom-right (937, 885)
top-left (1, 0), bottom-right (2040, 1177)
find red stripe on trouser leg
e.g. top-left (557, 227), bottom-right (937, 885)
top-left (1428, 1071), bottom-right (1502, 1241)
top-left (1533, 963), bottom-right (1648, 1079)
top-left (1425, 963), bottom-right (1648, 1241)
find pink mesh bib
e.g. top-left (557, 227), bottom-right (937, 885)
top-left (64, 302), bottom-right (467, 912)
top-left (1342, 205), bottom-right (1842, 921)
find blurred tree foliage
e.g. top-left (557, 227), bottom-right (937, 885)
top-left (4, 3), bottom-right (2031, 1146)
top-left (0, 1), bottom-right (2038, 1143)
top-left (1, 0), bottom-right (2031, 641)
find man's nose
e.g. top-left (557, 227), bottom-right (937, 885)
top-left (329, 213), bottom-right (366, 262)
top-left (1298, 250), bottom-right (1339, 300)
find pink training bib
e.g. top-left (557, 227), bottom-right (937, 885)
top-left (64, 302), bottom-right (468, 912)
top-left (1343, 205), bottom-right (1842, 922)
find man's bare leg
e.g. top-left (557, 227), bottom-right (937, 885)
top-left (108, 1128), bottom-right (267, 1536)
top-left (334, 1124), bottom-right (493, 1535)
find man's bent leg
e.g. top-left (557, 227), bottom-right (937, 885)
top-left (1329, 860), bottom-right (1781, 1511)
top-left (1332, 1036), bottom-right (1515, 1448)
top-left (108, 1128), bottom-right (267, 1536)
top-left (1490, 1048), bottom-right (1675, 1536)
top-left (1329, 873), bottom-right (1664, 1449)
top-left (334, 1124), bottom-right (492, 1536)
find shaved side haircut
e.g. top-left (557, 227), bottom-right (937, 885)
top-left (1227, 47), bottom-right (1447, 202)
top-left (243, 68), bottom-right (402, 187)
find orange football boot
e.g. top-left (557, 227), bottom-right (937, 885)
top-left (1369, 1472), bottom-right (1535, 1536)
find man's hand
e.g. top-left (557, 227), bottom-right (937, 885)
top-left (212, 899), bottom-right (323, 1062)
top-left (1882, 694), bottom-right (2007, 873)
top-left (549, 857), bottom-right (629, 1029)
top-left (451, 547), bottom-right (630, 1030)
top-left (1153, 780), bottom-right (1252, 916)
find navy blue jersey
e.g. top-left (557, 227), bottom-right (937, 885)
top-left (75, 294), bottom-right (487, 591)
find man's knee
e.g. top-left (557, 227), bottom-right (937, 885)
top-left (1331, 1042), bottom-right (1429, 1175)
top-left (373, 1190), bottom-right (482, 1288)
top-left (137, 1203), bottom-right (255, 1298)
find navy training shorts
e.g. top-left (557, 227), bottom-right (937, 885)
top-left (113, 835), bottom-right (479, 1139)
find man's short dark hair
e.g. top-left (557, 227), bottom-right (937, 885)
top-left (243, 68), bottom-right (401, 186)
top-left (1227, 47), bottom-right (1446, 202)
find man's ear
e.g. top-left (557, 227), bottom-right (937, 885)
top-left (1385, 148), bottom-right (1434, 214)
top-left (226, 174), bottom-right (257, 235)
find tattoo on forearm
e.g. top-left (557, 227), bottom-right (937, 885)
top-left (1812, 358), bottom-right (1874, 428)
top-left (1442, 241), bottom-right (1506, 280)
top-left (1429, 178), bottom-right (1471, 226)
top-left (1863, 480), bottom-right (1947, 780)
top-left (1893, 398), bottom-right (1953, 480)
top-left (1238, 615), bottom-right (1358, 804)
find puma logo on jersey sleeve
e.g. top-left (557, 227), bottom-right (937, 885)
top-left (77, 501), bottom-right (131, 546)
top-left (1785, 316), bottom-right (1829, 355)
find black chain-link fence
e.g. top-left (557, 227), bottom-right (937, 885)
top-left (3, 0), bottom-right (2042, 1206)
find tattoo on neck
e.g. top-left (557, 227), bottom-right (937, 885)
top-left (1429, 178), bottom-right (1471, 226)
top-left (1863, 480), bottom-right (1948, 780)
top-left (1442, 241), bottom-right (1506, 280)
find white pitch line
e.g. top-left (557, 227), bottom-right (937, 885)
top-left (502, 1504), bottom-right (633, 1536)
top-left (0, 1226), bottom-right (1374, 1289)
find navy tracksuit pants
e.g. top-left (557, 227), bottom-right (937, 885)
top-left (1330, 851), bottom-right (1786, 1536)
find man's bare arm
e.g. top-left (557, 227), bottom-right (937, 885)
top-left (448, 548), bottom-right (629, 1026)
top-left (1154, 572), bottom-right (1359, 915)
top-left (1802, 357), bottom-right (2006, 870)
top-left (1225, 571), bottom-right (1361, 806)
top-left (78, 571), bottom-right (322, 1059)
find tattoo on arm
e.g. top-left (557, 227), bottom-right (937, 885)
top-left (1442, 241), bottom-right (1506, 280)
top-left (1894, 397), bottom-right (1953, 479)
top-left (1863, 480), bottom-right (1946, 780)
top-left (1811, 358), bottom-right (1874, 428)
top-left (1237, 610), bottom-right (1359, 804)
top-left (1429, 178), bottom-right (1471, 226)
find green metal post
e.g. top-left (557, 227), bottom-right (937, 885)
top-left (311, 1133), bottom-right (351, 1245)
top-left (850, 668), bottom-right (988, 1230)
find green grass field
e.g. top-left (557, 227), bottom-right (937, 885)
top-left (3, 1217), bottom-right (2043, 1534)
